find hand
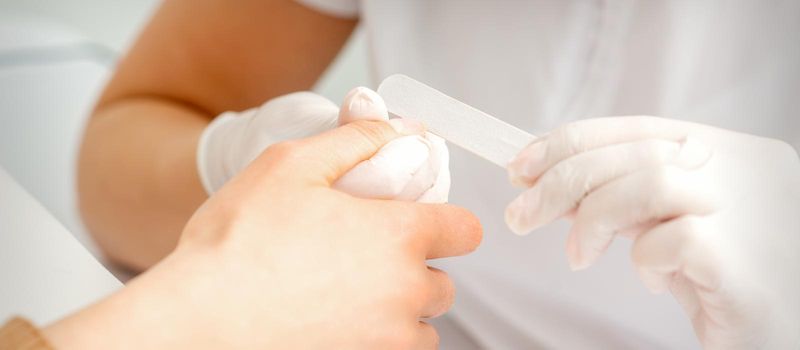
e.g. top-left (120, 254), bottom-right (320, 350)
top-left (197, 87), bottom-right (450, 202)
top-left (505, 116), bottom-right (800, 349)
top-left (45, 119), bottom-right (482, 349)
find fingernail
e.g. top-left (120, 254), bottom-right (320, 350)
top-left (388, 118), bottom-right (425, 135)
top-left (339, 87), bottom-right (388, 125)
top-left (566, 227), bottom-right (593, 271)
top-left (565, 231), bottom-right (582, 270)
top-left (504, 202), bottom-right (529, 235)
top-left (504, 188), bottom-right (540, 236)
top-left (507, 141), bottom-right (546, 187)
top-left (572, 231), bottom-right (606, 271)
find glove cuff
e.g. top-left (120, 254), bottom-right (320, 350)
top-left (196, 111), bottom-right (247, 194)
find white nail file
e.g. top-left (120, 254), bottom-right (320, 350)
top-left (378, 74), bottom-right (536, 168)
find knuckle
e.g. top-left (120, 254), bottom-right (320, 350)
top-left (262, 140), bottom-right (301, 161)
top-left (547, 161), bottom-right (586, 197)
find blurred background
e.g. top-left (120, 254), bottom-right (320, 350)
top-left (0, 0), bottom-right (369, 259)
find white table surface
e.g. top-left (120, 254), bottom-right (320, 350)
top-left (0, 167), bottom-right (121, 326)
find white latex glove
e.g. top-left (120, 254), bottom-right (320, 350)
top-left (505, 116), bottom-right (800, 349)
top-left (197, 87), bottom-right (449, 202)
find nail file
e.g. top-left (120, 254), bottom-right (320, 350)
top-left (378, 74), bottom-right (536, 168)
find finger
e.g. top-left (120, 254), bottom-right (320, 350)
top-left (378, 201), bottom-right (482, 259)
top-left (414, 321), bottom-right (440, 350)
top-left (292, 118), bottom-right (425, 185)
top-left (417, 133), bottom-right (451, 203)
top-left (338, 86), bottom-right (389, 125)
top-left (630, 216), bottom-right (720, 294)
top-left (505, 138), bottom-right (712, 234)
top-left (336, 88), bottom-right (443, 202)
top-left (630, 217), bottom-right (747, 342)
top-left (567, 166), bottom-right (717, 270)
top-left (333, 135), bottom-right (434, 200)
top-left (420, 266), bottom-right (456, 318)
top-left (508, 116), bottom-right (692, 186)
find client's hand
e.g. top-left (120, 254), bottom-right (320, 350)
top-left (43, 119), bottom-right (482, 349)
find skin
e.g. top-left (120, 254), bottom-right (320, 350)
top-left (48, 120), bottom-right (483, 349)
top-left (79, 0), bottom-right (357, 270)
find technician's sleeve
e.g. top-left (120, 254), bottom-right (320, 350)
top-left (295, 0), bottom-right (360, 19)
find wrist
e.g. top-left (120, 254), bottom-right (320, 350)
top-left (42, 250), bottom-right (209, 349)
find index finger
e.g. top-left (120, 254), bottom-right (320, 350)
top-left (508, 116), bottom-right (691, 187)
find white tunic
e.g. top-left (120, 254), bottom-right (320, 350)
top-left (299, 1), bottom-right (800, 348)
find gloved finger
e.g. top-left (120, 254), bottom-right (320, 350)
top-left (414, 321), bottom-right (440, 350)
top-left (630, 217), bottom-right (753, 345)
top-left (199, 92), bottom-right (340, 194)
top-left (284, 119), bottom-right (425, 185)
top-left (338, 86), bottom-right (389, 124)
top-left (255, 91), bottom-right (340, 133)
top-left (566, 166), bottom-right (718, 270)
top-left (241, 92), bottom-right (342, 169)
top-left (333, 135), bottom-right (434, 200)
top-left (505, 138), bottom-right (712, 234)
top-left (630, 216), bottom-right (720, 294)
top-left (420, 266), bottom-right (455, 318)
top-left (508, 116), bottom-right (692, 187)
top-left (337, 86), bottom-right (446, 201)
top-left (395, 134), bottom-right (440, 201)
top-left (417, 133), bottom-right (451, 203)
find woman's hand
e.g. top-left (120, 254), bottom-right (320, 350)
top-left (46, 119), bottom-right (482, 349)
top-left (506, 116), bottom-right (799, 349)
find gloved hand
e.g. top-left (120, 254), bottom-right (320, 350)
top-left (505, 116), bottom-right (800, 349)
top-left (197, 87), bottom-right (449, 202)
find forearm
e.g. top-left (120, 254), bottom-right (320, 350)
top-left (78, 0), bottom-right (356, 271)
top-left (78, 98), bottom-right (209, 270)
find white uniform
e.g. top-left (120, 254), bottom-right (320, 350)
top-left (299, 1), bottom-right (800, 348)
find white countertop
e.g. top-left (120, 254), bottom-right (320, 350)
top-left (0, 167), bottom-right (121, 326)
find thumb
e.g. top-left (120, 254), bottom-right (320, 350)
top-left (298, 118), bottom-right (426, 185)
top-left (338, 87), bottom-right (389, 125)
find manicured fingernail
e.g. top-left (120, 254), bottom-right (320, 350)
top-left (388, 118), bottom-right (425, 135)
top-left (339, 87), bottom-right (388, 124)
top-left (507, 141), bottom-right (546, 187)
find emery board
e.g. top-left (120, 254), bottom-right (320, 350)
top-left (377, 74), bottom-right (536, 168)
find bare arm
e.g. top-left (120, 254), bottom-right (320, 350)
top-left (79, 0), bottom-right (356, 270)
